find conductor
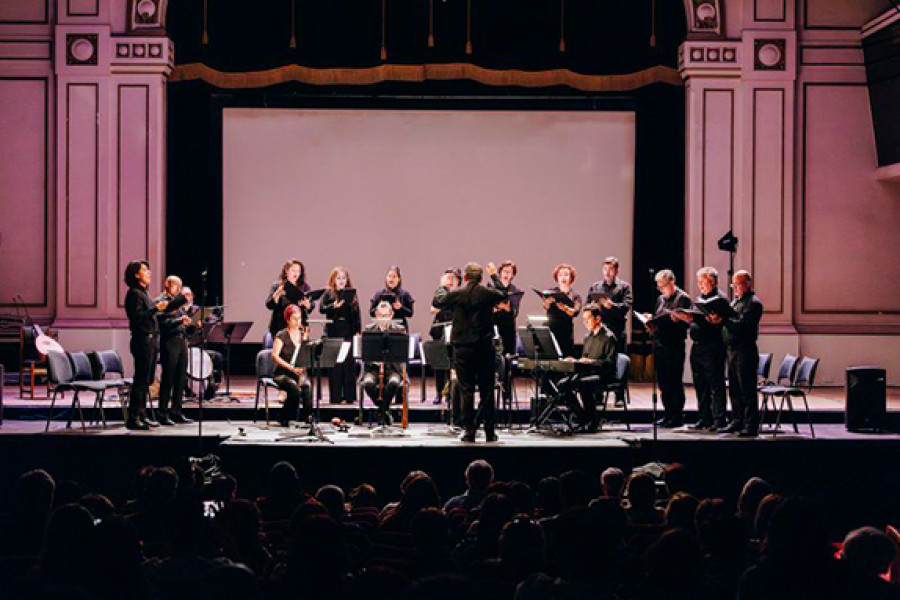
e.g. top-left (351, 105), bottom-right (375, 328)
top-left (432, 262), bottom-right (507, 443)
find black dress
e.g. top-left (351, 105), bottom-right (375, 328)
top-left (320, 289), bottom-right (361, 403)
top-left (368, 287), bottom-right (415, 330)
top-left (265, 280), bottom-right (314, 339)
top-left (546, 287), bottom-right (582, 358)
top-left (124, 285), bottom-right (160, 422)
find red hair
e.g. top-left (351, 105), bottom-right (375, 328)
top-left (283, 304), bottom-right (302, 324)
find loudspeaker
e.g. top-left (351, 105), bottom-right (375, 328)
top-left (845, 366), bottom-right (887, 432)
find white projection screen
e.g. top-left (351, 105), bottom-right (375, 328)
top-left (223, 108), bottom-right (635, 342)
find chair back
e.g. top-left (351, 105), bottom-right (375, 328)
top-left (262, 331), bottom-right (274, 349)
top-left (256, 349), bottom-right (275, 379)
top-left (775, 354), bottom-right (799, 384)
top-left (757, 353), bottom-right (773, 380)
top-left (615, 353), bottom-right (631, 383)
top-left (409, 332), bottom-right (422, 361)
top-left (69, 352), bottom-right (94, 381)
top-left (46, 351), bottom-right (74, 386)
top-left (794, 357), bottom-right (819, 389)
top-left (96, 350), bottom-right (125, 377)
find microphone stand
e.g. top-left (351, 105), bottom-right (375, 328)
top-left (196, 270), bottom-right (210, 454)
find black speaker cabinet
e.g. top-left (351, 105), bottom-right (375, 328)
top-left (845, 366), bottom-right (887, 432)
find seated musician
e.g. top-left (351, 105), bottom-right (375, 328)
top-left (182, 286), bottom-right (223, 399)
top-left (361, 301), bottom-right (407, 425)
top-left (271, 305), bottom-right (312, 427)
top-left (557, 305), bottom-right (617, 432)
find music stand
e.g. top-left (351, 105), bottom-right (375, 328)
top-left (277, 338), bottom-right (347, 444)
top-left (421, 340), bottom-right (460, 436)
top-left (353, 330), bottom-right (410, 438)
top-left (207, 321), bottom-right (252, 402)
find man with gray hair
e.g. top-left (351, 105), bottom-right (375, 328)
top-left (641, 269), bottom-right (692, 428)
top-left (433, 262), bottom-right (508, 443)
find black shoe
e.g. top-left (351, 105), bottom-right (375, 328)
top-left (485, 429), bottom-right (498, 443)
top-left (738, 428), bottom-right (759, 438)
top-left (278, 419), bottom-right (291, 427)
top-left (432, 396), bottom-right (443, 405)
top-left (157, 414), bottom-right (175, 426)
top-left (721, 423), bottom-right (744, 434)
top-left (126, 419), bottom-right (149, 431)
top-left (460, 430), bottom-right (477, 443)
top-left (170, 412), bottom-right (193, 424)
top-left (708, 420), bottom-right (728, 433)
top-left (140, 416), bottom-right (160, 428)
top-left (382, 411), bottom-right (393, 426)
top-left (689, 421), bottom-right (712, 431)
top-left (656, 417), bottom-right (674, 428)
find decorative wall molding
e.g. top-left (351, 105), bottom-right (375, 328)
top-left (65, 33), bottom-right (97, 65)
top-left (683, 0), bottom-right (724, 39)
top-left (126, 0), bottom-right (167, 36)
top-left (679, 41), bottom-right (741, 77)
top-left (754, 39), bottom-right (786, 71)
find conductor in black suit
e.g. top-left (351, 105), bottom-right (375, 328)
top-left (432, 262), bottom-right (508, 443)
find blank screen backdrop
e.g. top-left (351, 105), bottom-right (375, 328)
top-left (223, 108), bottom-right (635, 342)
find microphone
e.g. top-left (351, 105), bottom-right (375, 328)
top-left (649, 268), bottom-right (656, 280)
top-left (201, 269), bottom-right (208, 278)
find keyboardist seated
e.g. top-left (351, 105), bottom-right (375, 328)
top-left (557, 305), bottom-right (618, 432)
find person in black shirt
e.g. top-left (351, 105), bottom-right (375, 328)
top-left (556, 305), bottom-right (618, 432)
top-left (642, 269), bottom-right (692, 428)
top-left (369, 265), bottom-right (415, 331)
top-left (265, 259), bottom-right (313, 342)
top-left (543, 263), bottom-right (583, 358)
top-left (674, 267), bottom-right (728, 431)
top-left (587, 256), bottom-right (632, 405)
top-left (361, 302), bottom-right (407, 425)
top-left (432, 262), bottom-right (508, 443)
top-left (711, 270), bottom-right (764, 437)
top-left (319, 267), bottom-right (361, 404)
top-left (429, 268), bottom-right (461, 404)
top-left (123, 260), bottom-right (168, 430)
top-left (154, 275), bottom-right (196, 426)
top-left (490, 260), bottom-right (522, 410)
top-left (271, 305), bottom-right (312, 426)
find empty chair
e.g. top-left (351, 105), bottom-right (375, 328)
top-left (254, 349), bottom-right (279, 424)
top-left (757, 353), bottom-right (773, 385)
top-left (45, 351), bottom-right (107, 432)
top-left (598, 353), bottom-right (631, 431)
top-left (91, 350), bottom-right (133, 419)
top-left (770, 356), bottom-right (819, 439)
top-left (69, 351), bottom-right (120, 428)
top-left (759, 353), bottom-right (799, 426)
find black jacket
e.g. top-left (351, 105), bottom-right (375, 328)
top-left (587, 277), bottom-right (633, 338)
top-left (125, 286), bottom-right (160, 336)
top-left (723, 291), bottom-right (763, 348)
top-left (432, 274), bottom-right (507, 346)
top-left (369, 287), bottom-right (415, 330)
top-left (265, 280), bottom-right (312, 336)
top-left (320, 289), bottom-right (361, 340)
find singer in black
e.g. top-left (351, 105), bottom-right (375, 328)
top-left (429, 268), bottom-right (460, 404)
top-left (432, 262), bottom-right (508, 443)
top-left (266, 259), bottom-right (313, 341)
top-left (543, 264), bottom-right (582, 358)
top-left (154, 275), bottom-right (195, 426)
top-left (123, 260), bottom-right (167, 430)
top-left (713, 270), bottom-right (764, 437)
top-left (271, 305), bottom-right (312, 427)
top-left (587, 257), bottom-right (633, 406)
top-left (556, 306), bottom-right (618, 432)
top-left (642, 269), bottom-right (692, 428)
top-left (674, 267), bottom-right (728, 431)
top-left (361, 301), bottom-right (407, 424)
top-left (490, 260), bottom-right (522, 411)
top-left (369, 265), bottom-right (415, 331)
top-left (320, 266), bottom-right (361, 404)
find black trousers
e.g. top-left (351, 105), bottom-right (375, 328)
top-left (434, 369), bottom-right (449, 401)
top-left (454, 340), bottom-right (496, 433)
top-left (691, 342), bottom-right (727, 424)
top-left (362, 371), bottom-right (402, 412)
top-left (129, 333), bottom-right (157, 420)
top-left (727, 344), bottom-right (760, 430)
top-left (328, 358), bottom-right (357, 403)
top-left (557, 374), bottom-right (604, 427)
top-left (159, 334), bottom-right (187, 414)
top-left (655, 343), bottom-right (686, 423)
top-left (273, 374), bottom-right (311, 424)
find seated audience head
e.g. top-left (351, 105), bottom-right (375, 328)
top-left (841, 526), bottom-right (896, 580)
top-left (499, 516), bottom-right (546, 571)
top-left (465, 459), bottom-right (494, 493)
top-left (738, 476), bottom-right (773, 531)
top-left (535, 476), bottom-right (561, 517)
top-left (348, 483), bottom-right (377, 508)
top-left (665, 492), bottom-right (700, 531)
top-left (753, 493), bottom-right (784, 541)
top-left (411, 507), bottom-right (450, 550)
top-left (39, 504), bottom-right (97, 587)
top-left (559, 469), bottom-right (594, 509)
top-left (625, 472), bottom-right (659, 513)
top-left (600, 467), bottom-right (626, 499)
top-left (645, 528), bottom-right (705, 597)
top-left (761, 496), bottom-right (832, 567)
top-left (663, 463), bottom-right (693, 497)
top-left (316, 484), bottom-right (346, 521)
top-left (79, 493), bottom-right (116, 522)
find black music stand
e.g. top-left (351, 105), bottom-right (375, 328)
top-left (207, 321), bottom-right (252, 402)
top-left (355, 330), bottom-right (410, 437)
top-left (277, 338), bottom-right (347, 444)
top-left (422, 339), bottom-right (461, 436)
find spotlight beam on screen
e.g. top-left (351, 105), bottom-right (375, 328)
top-left (223, 108), bottom-right (635, 342)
